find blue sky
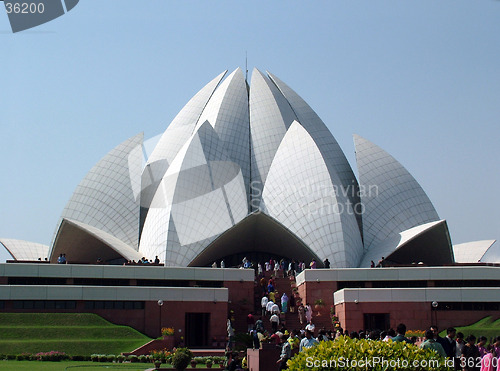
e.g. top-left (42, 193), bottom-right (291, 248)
top-left (1, 0), bottom-right (499, 261)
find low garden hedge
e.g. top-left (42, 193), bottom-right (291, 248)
top-left (287, 336), bottom-right (453, 371)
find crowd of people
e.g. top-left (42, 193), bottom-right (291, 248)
top-left (123, 256), bottom-right (160, 265)
top-left (240, 315), bottom-right (500, 371)
top-left (211, 256), bottom-right (332, 274)
top-left (417, 326), bottom-right (500, 371)
top-left (246, 321), bottom-right (335, 370)
top-left (246, 266), bottom-right (333, 370)
top-left (336, 325), bottom-right (500, 371)
top-left (54, 253), bottom-right (162, 265)
top-left (242, 260), bottom-right (500, 371)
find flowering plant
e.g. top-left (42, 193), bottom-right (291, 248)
top-left (330, 306), bottom-right (341, 328)
top-left (150, 349), bottom-right (172, 362)
top-left (161, 327), bottom-right (175, 336)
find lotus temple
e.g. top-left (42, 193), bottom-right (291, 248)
top-left (0, 68), bottom-right (498, 345)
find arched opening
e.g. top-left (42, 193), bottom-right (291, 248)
top-left (50, 219), bottom-right (142, 264)
top-left (189, 213), bottom-right (322, 268)
top-left (384, 220), bottom-right (453, 266)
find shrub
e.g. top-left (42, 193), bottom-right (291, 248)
top-left (91, 354), bottom-right (99, 362)
top-left (107, 354), bottom-right (116, 362)
top-left (71, 355), bottom-right (85, 361)
top-left (234, 333), bottom-right (253, 351)
top-left (98, 354), bottom-right (108, 362)
top-left (171, 347), bottom-right (193, 370)
top-left (34, 351), bottom-right (69, 361)
top-left (287, 337), bottom-right (452, 370)
top-left (128, 355), bottom-right (139, 363)
top-left (211, 356), bottom-right (225, 364)
top-left (138, 354), bottom-right (150, 363)
top-left (16, 353), bottom-right (31, 361)
top-left (192, 356), bottom-right (204, 364)
top-left (116, 355), bottom-right (125, 363)
top-left (6, 354), bottom-right (16, 360)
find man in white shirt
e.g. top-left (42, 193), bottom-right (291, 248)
top-left (270, 313), bottom-right (280, 332)
top-left (261, 295), bottom-right (269, 317)
top-left (227, 319), bottom-right (235, 350)
top-left (305, 320), bottom-right (315, 335)
top-left (271, 303), bottom-right (280, 315)
top-left (299, 330), bottom-right (318, 352)
top-left (266, 300), bottom-right (274, 315)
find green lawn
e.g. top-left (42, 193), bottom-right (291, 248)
top-left (0, 361), bottom-right (150, 371)
top-left (0, 313), bottom-right (151, 356)
top-left (440, 316), bottom-right (500, 341)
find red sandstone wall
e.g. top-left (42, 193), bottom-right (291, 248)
top-left (335, 302), bottom-right (500, 332)
top-left (0, 300), bottom-right (228, 342)
top-left (144, 300), bottom-right (228, 342)
top-left (224, 281), bottom-right (254, 332)
top-left (300, 281), bottom-right (337, 309)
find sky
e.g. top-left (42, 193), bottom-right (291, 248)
top-left (1, 0), bottom-right (499, 262)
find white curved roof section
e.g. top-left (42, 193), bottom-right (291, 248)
top-left (479, 241), bottom-right (500, 263)
top-left (146, 70), bottom-right (227, 166)
top-left (249, 68), bottom-right (298, 207)
top-left (354, 134), bottom-right (440, 250)
top-left (453, 240), bottom-right (497, 263)
top-left (359, 220), bottom-right (453, 267)
top-left (262, 121), bottom-right (364, 268)
top-left (43, 67), bottom-right (479, 268)
top-left (141, 71), bottom-right (227, 209)
top-left (51, 219), bottom-right (143, 263)
top-left (53, 133), bottom-right (144, 256)
top-left (267, 72), bottom-right (362, 234)
top-left (0, 238), bottom-right (49, 261)
top-left (196, 68), bottom-right (251, 200)
top-left (139, 121), bottom-right (248, 266)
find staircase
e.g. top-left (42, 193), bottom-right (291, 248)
top-left (253, 271), bottom-right (332, 334)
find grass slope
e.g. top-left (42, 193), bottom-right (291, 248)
top-left (440, 316), bottom-right (500, 341)
top-left (0, 313), bottom-right (151, 356)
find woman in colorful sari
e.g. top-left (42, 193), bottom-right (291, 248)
top-left (480, 345), bottom-right (495, 371)
top-left (305, 303), bottom-right (312, 323)
top-left (281, 293), bottom-right (288, 314)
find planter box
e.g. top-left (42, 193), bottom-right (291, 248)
top-left (162, 336), bottom-right (175, 350)
top-left (247, 347), bottom-right (280, 371)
